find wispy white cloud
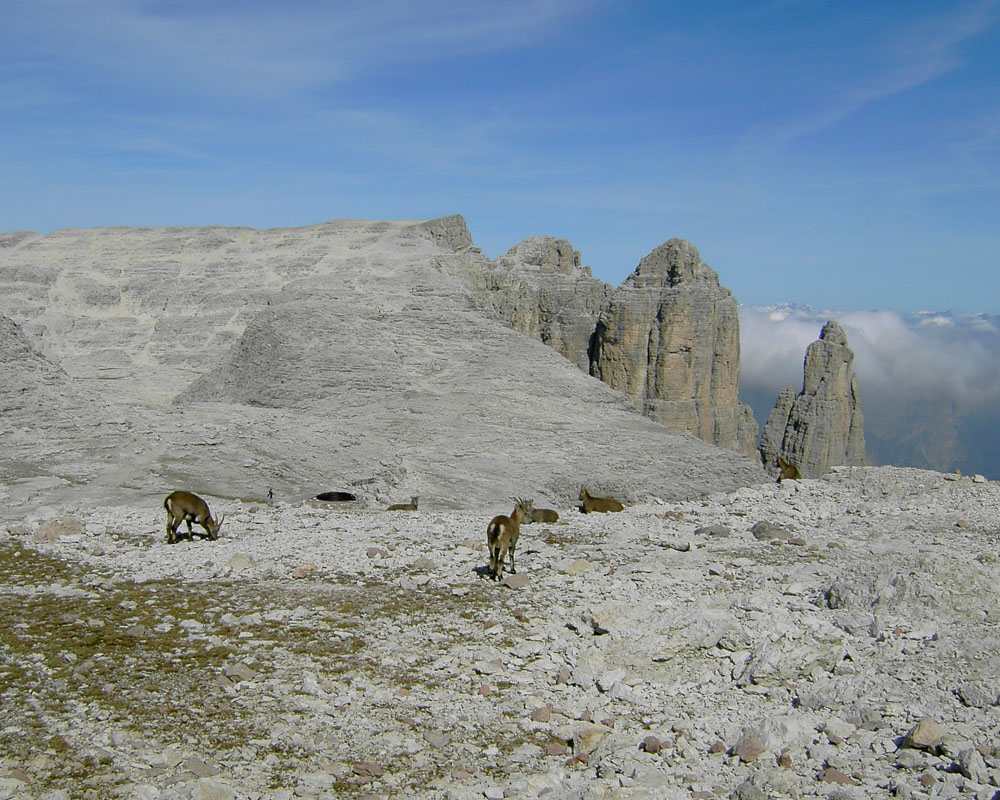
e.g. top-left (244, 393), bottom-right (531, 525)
top-left (740, 304), bottom-right (1000, 412)
top-left (740, 303), bottom-right (1000, 475)
top-left (5, 0), bottom-right (600, 100)
top-left (737, 1), bottom-right (999, 159)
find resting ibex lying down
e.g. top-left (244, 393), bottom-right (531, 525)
top-left (579, 487), bottom-right (624, 513)
top-left (164, 491), bottom-right (224, 544)
top-left (523, 502), bottom-right (558, 524)
top-left (487, 498), bottom-right (533, 581)
top-left (386, 496), bottom-right (418, 511)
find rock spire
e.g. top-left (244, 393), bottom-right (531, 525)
top-left (759, 320), bottom-right (866, 478)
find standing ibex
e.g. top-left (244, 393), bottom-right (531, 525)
top-left (777, 457), bottom-right (801, 482)
top-left (487, 498), bottom-right (533, 581)
top-left (579, 487), bottom-right (624, 513)
top-left (164, 491), bottom-right (224, 544)
top-left (386, 496), bottom-right (418, 511)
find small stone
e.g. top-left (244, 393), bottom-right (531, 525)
top-left (556, 666), bottom-right (571, 684)
top-left (531, 706), bottom-right (551, 723)
top-left (352, 762), bottom-right (384, 777)
top-left (572, 722), bottom-right (609, 755)
top-left (411, 557), bottom-right (435, 571)
top-left (190, 779), bottom-right (237, 800)
top-left (708, 740), bottom-right (727, 755)
top-left (223, 662), bottom-right (256, 682)
top-left (226, 553), bottom-right (256, 573)
top-left (734, 734), bottom-right (765, 763)
top-left (957, 747), bottom-right (990, 783)
top-left (478, 684), bottom-right (491, 696)
top-left (366, 547), bottom-right (388, 559)
top-left (423, 731), bottom-right (452, 749)
top-left (544, 742), bottom-right (569, 756)
top-left (640, 736), bottom-right (661, 754)
top-left (182, 756), bottom-right (220, 778)
top-left (919, 772), bottom-right (937, 788)
top-left (559, 558), bottom-right (591, 575)
top-left (902, 717), bottom-right (948, 750)
top-left (820, 767), bottom-right (856, 785)
top-left (292, 562), bottom-right (317, 578)
top-left (957, 682), bottom-right (997, 708)
top-left (751, 521), bottom-right (790, 540)
top-left (695, 524), bottom-right (730, 538)
top-left (500, 573), bottom-right (529, 589)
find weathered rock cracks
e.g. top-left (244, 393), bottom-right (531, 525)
top-left (3, 466), bottom-right (1000, 799)
top-left (760, 320), bottom-right (867, 479)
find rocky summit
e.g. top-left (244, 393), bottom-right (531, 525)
top-left (760, 321), bottom-right (867, 479)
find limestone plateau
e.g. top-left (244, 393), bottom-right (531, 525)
top-left (0, 215), bottom-right (766, 516)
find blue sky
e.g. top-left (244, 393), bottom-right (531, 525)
top-left (2, 0), bottom-right (998, 312)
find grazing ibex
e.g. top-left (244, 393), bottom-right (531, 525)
top-left (579, 487), bottom-right (624, 513)
top-left (164, 491), bottom-right (224, 544)
top-left (386, 496), bottom-right (418, 511)
top-left (523, 500), bottom-right (558, 524)
top-left (487, 498), bottom-right (533, 581)
top-left (777, 457), bottom-right (801, 482)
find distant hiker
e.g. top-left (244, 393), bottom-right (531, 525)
top-left (268, 487), bottom-right (274, 504)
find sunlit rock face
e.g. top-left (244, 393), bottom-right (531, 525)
top-left (464, 234), bottom-right (759, 460)
top-left (0, 216), bottom-right (765, 516)
top-left (760, 320), bottom-right (867, 478)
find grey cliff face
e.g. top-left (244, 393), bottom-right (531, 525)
top-left (0, 216), bottom-right (765, 514)
top-left (464, 236), bottom-right (759, 459)
top-left (759, 320), bottom-right (867, 478)
top-left (590, 240), bottom-right (759, 459)
top-left (463, 235), bottom-right (611, 372)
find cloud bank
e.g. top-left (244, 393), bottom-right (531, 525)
top-left (739, 305), bottom-right (1000, 478)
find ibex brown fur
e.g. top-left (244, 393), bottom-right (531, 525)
top-left (487, 498), bottom-right (533, 581)
top-left (387, 496), bottom-right (418, 511)
top-left (164, 491), bottom-right (224, 544)
top-left (524, 501), bottom-right (559, 524)
top-left (777, 458), bottom-right (801, 482)
top-left (579, 487), bottom-right (624, 513)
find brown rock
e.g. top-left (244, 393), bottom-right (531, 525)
top-left (820, 767), bottom-right (856, 785)
top-left (640, 736), bottom-right (662, 754)
top-left (903, 717), bottom-right (948, 751)
top-left (734, 734), bottom-right (765, 763)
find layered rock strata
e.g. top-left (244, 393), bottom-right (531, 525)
top-left (463, 234), bottom-right (759, 459)
top-left (0, 217), bottom-right (765, 515)
top-left (759, 320), bottom-right (867, 478)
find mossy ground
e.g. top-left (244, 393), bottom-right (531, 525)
top-left (0, 538), bottom-right (546, 798)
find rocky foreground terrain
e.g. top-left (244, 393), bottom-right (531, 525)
top-left (3, 466), bottom-right (999, 800)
